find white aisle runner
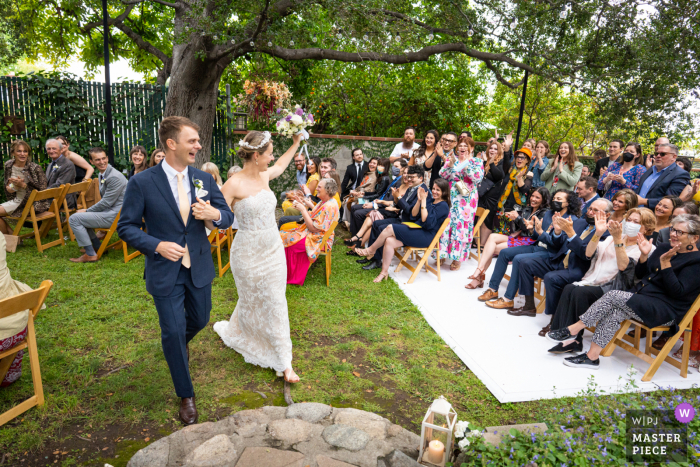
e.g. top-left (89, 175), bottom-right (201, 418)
top-left (386, 253), bottom-right (700, 403)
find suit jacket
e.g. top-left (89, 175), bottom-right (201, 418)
top-left (88, 165), bottom-right (127, 214)
top-left (530, 210), bottom-right (577, 246)
top-left (635, 163), bottom-right (689, 209)
top-left (397, 183), bottom-right (433, 222)
top-left (363, 175), bottom-right (392, 202)
top-left (341, 161), bottom-right (368, 198)
top-left (593, 156), bottom-right (618, 178)
top-left (46, 155), bottom-right (77, 209)
top-left (549, 218), bottom-right (609, 278)
top-left (117, 163), bottom-right (235, 296)
top-left (580, 194), bottom-right (600, 217)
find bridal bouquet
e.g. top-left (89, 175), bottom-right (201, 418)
top-left (276, 105), bottom-right (315, 140)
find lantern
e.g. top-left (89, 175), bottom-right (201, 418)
top-left (233, 111), bottom-right (248, 130)
top-left (418, 396), bottom-right (457, 466)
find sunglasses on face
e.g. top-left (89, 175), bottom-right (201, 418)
top-left (654, 152), bottom-right (672, 158)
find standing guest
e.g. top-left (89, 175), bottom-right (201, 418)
top-left (149, 148), bottom-right (165, 168)
top-left (227, 165), bottom-right (242, 179)
top-left (610, 189), bottom-right (638, 223)
top-left (389, 127), bottom-right (421, 163)
top-left (476, 140), bottom-right (508, 245)
top-left (424, 132), bottom-right (457, 189)
top-left (356, 179), bottom-right (450, 283)
top-left (552, 214), bottom-right (700, 370)
top-left (466, 187), bottom-right (549, 289)
top-left (127, 145), bottom-right (149, 178)
top-left (281, 179), bottom-right (340, 285)
top-left (636, 143), bottom-right (689, 208)
top-left (68, 148), bottom-right (128, 263)
top-left (340, 148), bottom-right (367, 199)
top-left (654, 136), bottom-right (670, 153)
top-left (492, 147), bottom-right (532, 235)
top-left (580, 165), bottom-right (591, 178)
top-left (522, 138), bottom-right (536, 151)
top-left (56, 135), bottom-right (94, 183)
top-left (409, 129), bottom-right (439, 185)
top-left (592, 149), bottom-right (607, 165)
top-left (460, 131), bottom-right (472, 140)
top-left (593, 139), bottom-right (624, 178)
top-left (657, 202), bottom-right (700, 244)
top-left (576, 177), bottom-right (600, 216)
top-left (280, 152), bottom-right (307, 203)
top-left (45, 138), bottom-right (77, 209)
top-left (546, 208), bottom-right (657, 352)
top-left (598, 142), bottom-right (646, 199)
top-left (651, 195), bottom-right (682, 244)
top-left (201, 163), bottom-right (223, 187)
top-left (0, 140), bottom-right (50, 235)
top-left (530, 141), bottom-right (550, 188)
top-left (676, 157), bottom-right (692, 173)
top-left (540, 142), bottom-right (583, 193)
top-left (438, 136), bottom-right (485, 271)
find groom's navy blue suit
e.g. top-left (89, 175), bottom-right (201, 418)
top-left (117, 161), bottom-right (234, 398)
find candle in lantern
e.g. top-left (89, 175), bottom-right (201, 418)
top-left (427, 439), bottom-right (444, 464)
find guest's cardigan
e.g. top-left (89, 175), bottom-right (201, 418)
top-left (3, 159), bottom-right (51, 216)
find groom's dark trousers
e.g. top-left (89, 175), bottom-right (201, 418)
top-left (118, 162), bottom-right (234, 398)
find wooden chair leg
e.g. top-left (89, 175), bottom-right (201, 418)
top-left (408, 253), bottom-right (430, 284)
top-left (641, 328), bottom-right (684, 382)
top-left (644, 327), bottom-right (653, 356)
top-left (26, 316), bottom-right (44, 406)
top-left (633, 326), bottom-right (641, 351)
top-left (0, 354), bottom-right (14, 383)
top-left (681, 329), bottom-right (691, 378)
top-left (325, 251), bottom-right (331, 287)
top-left (600, 320), bottom-right (633, 357)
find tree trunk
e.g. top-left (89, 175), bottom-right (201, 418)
top-left (164, 44), bottom-right (226, 168)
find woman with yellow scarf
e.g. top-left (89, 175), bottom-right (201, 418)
top-left (493, 148), bottom-right (533, 234)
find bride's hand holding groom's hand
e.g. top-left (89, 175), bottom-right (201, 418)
top-left (192, 197), bottom-right (221, 221)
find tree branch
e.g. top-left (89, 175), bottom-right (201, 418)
top-left (121, 0), bottom-right (180, 8)
top-left (113, 22), bottom-right (171, 66)
top-left (371, 9), bottom-right (471, 39)
top-left (483, 59), bottom-right (525, 89)
top-left (80, 5), bottom-right (135, 33)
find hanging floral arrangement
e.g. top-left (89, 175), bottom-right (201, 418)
top-left (233, 80), bottom-right (293, 123)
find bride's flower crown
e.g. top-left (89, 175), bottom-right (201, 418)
top-left (238, 131), bottom-right (271, 150)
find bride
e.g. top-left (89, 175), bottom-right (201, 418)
top-left (214, 130), bottom-right (303, 383)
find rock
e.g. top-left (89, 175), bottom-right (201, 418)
top-left (182, 434), bottom-right (237, 467)
top-left (269, 418), bottom-right (323, 446)
top-left (286, 402), bottom-right (332, 423)
top-left (316, 454), bottom-right (358, 467)
top-left (334, 409), bottom-right (388, 440)
top-left (387, 425), bottom-right (403, 438)
top-left (382, 450), bottom-right (421, 467)
top-left (236, 422), bottom-right (267, 438)
top-left (127, 436), bottom-right (169, 467)
top-left (483, 423), bottom-right (549, 447)
top-left (322, 424), bottom-right (371, 452)
top-left (234, 446), bottom-right (305, 467)
top-left (263, 405), bottom-right (288, 420)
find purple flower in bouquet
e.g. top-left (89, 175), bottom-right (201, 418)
top-left (277, 108), bottom-right (282, 114)
top-left (308, 113), bottom-right (315, 123)
top-left (295, 107), bottom-right (304, 116)
top-left (285, 115), bottom-right (292, 121)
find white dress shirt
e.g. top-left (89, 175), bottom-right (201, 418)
top-left (161, 159), bottom-right (221, 224)
top-left (352, 162), bottom-right (364, 189)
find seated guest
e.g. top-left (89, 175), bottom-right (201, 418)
top-left (466, 187), bottom-right (549, 289)
top-left (68, 148), bottom-right (128, 263)
top-left (576, 177), bottom-right (599, 216)
top-left (45, 138), bottom-right (77, 209)
top-left (0, 140), bottom-right (50, 235)
top-left (280, 152), bottom-right (307, 203)
top-left (610, 189), bottom-right (638, 222)
top-left (676, 156), bottom-right (692, 173)
top-left (476, 140), bottom-right (507, 246)
top-left (228, 165), bottom-right (242, 179)
top-left (546, 208), bottom-right (656, 351)
top-left (580, 165), bottom-right (591, 178)
top-left (149, 148), bottom-right (165, 167)
top-left (392, 158), bottom-right (408, 179)
top-left (389, 127), bottom-right (421, 163)
top-left (598, 142), bottom-right (645, 199)
top-left (511, 198), bottom-right (613, 317)
top-left (540, 142), bottom-right (583, 193)
top-left (360, 159), bottom-right (392, 201)
top-left (481, 189), bottom-right (581, 309)
top-left (355, 179), bottom-right (451, 283)
top-left (127, 145), bottom-right (149, 178)
top-left (549, 214), bottom-right (700, 370)
top-left (280, 179), bottom-right (340, 285)
top-left (438, 136), bottom-right (485, 271)
top-left (322, 167), bottom-right (342, 207)
top-left (636, 143), bottom-right (689, 208)
top-left (201, 162), bottom-right (223, 187)
top-left (341, 157), bottom-right (379, 226)
top-left (651, 195), bottom-right (682, 244)
top-left (409, 130), bottom-right (440, 185)
top-left (492, 147), bottom-right (532, 235)
top-left (56, 135), bottom-right (94, 183)
top-left (657, 202), bottom-right (700, 244)
top-left (283, 156), bottom-right (321, 216)
top-left (530, 141), bottom-right (550, 188)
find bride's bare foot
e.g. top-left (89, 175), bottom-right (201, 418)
top-left (283, 368), bottom-right (300, 383)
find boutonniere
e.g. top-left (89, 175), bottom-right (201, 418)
top-left (52, 165), bottom-right (59, 171)
top-left (100, 177), bottom-right (106, 185)
top-left (193, 177), bottom-right (208, 198)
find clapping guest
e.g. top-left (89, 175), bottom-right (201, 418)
top-left (530, 141), bottom-right (550, 188)
top-left (355, 179), bottom-right (450, 283)
top-left (359, 159), bottom-right (392, 202)
top-left (389, 127), bottom-right (420, 163)
top-left (593, 140), bottom-right (624, 179)
top-left (424, 132), bottom-right (457, 189)
top-left (492, 148), bottom-right (532, 235)
top-left (610, 189), bottom-right (638, 223)
top-left (657, 202), bottom-right (699, 244)
top-left (410, 130), bottom-right (439, 185)
top-left (598, 142), bottom-right (645, 199)
top-left (439, 136), bottom-right (485, 271)
top-left (280, 178), bottom-right (340, 285)
top-left (476, 140), bottom-right (507, 246)
top-left (283, 156), bottom-right (321, 216)
top-left (127, 145), bottom-right (148, 178)
top-left (540, 142), bottom-right (583, 193)
top-left (56, 135), bottom-right (94, 183)
top-left (149, 148), bottom-right (165, 168)
top-left (0, 140), bottom-right (50, 235)
top-left (551, 214), bottom-right (700, 370)
top-left (45, 138), bottom-right (77, 209)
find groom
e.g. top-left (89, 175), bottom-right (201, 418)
top-left (117, 116), bottom-right (234, 425)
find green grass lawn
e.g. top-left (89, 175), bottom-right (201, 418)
top-left (1, 226), bottom-right (693, 466)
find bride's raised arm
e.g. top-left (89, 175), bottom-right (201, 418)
top-left (267, 133), bottom-right (303, 180)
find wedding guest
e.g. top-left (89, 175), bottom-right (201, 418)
top-left (340, 148), bottom-right (367, 199)
top-left (356, 179), bottom-right (450, 283)
top-left (551, 214), bottom-right (700, 370)
top-left (391, 158), bottom-right (407, 179)
top-left (201, 162), bottom-right (223, 187)
top-left (476, 140), bottom-right (507, 246)
top-left (540, 142), bottom-right (583, 193)
top-left (546, 208), bottom-right (657, 352)
top-left (676, 157), bottom-right (692, 173)
top-left (127, 145), bottom-right (149, 178)
top-left (580, 165), bottom-right (591, 178)
top-left (492, 148), bottom-right (532, 235)
top-left (609, 189), bottom-right (637, 223)
top-left (657, 202), bottom-right (700, 244)
top-left (283, 156), bottom-right (321, 215)
top-left (424, 132), bottom-right (457, 189)
top-left (68, 148), bottom-right (128, 263)
top-left (598, 142), bottom-right (645, 199)
top-left (45, 138), bottom-right (77, 209)
top-left (439, 136), bottom-right (485, 271)
top-left (651, 195), bottom-right (682, 244)
top-left (592, 149), bottom-right (607, 165)
top-left (466, 187), bottom-right (549, 289)
top-left (0, 140), bottom-right (50, 235)
top-left (593, 139), bottom-right (624, 178)
top-left (280, 152), bottom-right (308, 203)
top-left (280, 178), bottom-right (340, 285)
top-left (149, 148), bottom-right (165, 168)
top-left (409, 130), bottom-right (439, 185)
top-left (576, 177), bottom-right (599, 216)
top-left (359, 159), bottom-right (391, 202)
top-left (636, 143), bottom-right (689, 208)
top-left (530, 141), bottom-right (550, 188)
top-left (56, 135), bottom-right (94, 183)
top-left (460, 131), bottom-right (473, 139)
top-left (341, 157), bottom-right (378, 226)
top-left (389, 127), bottom-right (420, 163)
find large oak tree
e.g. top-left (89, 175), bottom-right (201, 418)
top-left (14, 0), bottom-right (700, 165)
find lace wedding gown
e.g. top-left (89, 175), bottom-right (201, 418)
top-left (213, 190), bottom-right (293, 372)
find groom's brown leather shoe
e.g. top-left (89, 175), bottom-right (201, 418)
top-left (179, 397), bottom-right (198, 425)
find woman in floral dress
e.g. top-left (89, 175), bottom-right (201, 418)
top-left (439, 136), bottom-right (485, 271)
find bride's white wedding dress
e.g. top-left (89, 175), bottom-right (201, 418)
top-left (213, 189), bottom-right (293, 372)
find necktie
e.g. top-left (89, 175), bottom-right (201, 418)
top-left (176, 173), bottom-right (191, 268)
top-left (563, 226), bottom-right (594, 268)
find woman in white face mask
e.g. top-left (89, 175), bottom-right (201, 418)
top-left (544, 207), bottom-right (657, 354)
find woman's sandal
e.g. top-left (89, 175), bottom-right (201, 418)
top-left (355, 247), bottom-right (372, 257)
top-left (467, 267), bottom-right (484, 280)
top-left (450, 260), bottom-right (461, 271)
top-left (344, 236), bottom-right (359, 246)
top-left (465, 273), bottom-right (485, 289)
top-left (373, 272), bottom-right (388, 283)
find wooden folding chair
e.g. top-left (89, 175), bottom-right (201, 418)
top-left (468, 207), bottom-right (490, 263)
top-left (0, 280), bottom-right (53, 427)
top-left (394, 218), bottom-right (451, 284)
top-left (5, 186), bottom-right (69, 253)
top-left (501, 269), bottom-right (545, 313)
top-left (61, 180), bottom-right (92, 241)
top-left (316, 221), bottom-right (338, 286)
top-left (94, 211), bottom-right (142, 263)
top-left (209, 227), bottom-right (232, 277)
top-left (598, 294), bottom-right (700, 382)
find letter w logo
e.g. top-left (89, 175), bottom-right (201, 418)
top-left (680, 409), bottom-right (691, 418)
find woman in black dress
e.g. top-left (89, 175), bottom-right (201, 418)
top-left (477, 139), bottom-right (508, 245)
top-left (492, 147), bottom-right (533, 234)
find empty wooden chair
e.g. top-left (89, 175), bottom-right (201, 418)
top-left (393, 217), bottom-right (451, 284)
top-left (468, 207), bottom-right (490, 262)
top-left (94, 211), bottom-right (142, 263)
top-left (4, 186), bottom-right (69, 253)
top-left (61, 180), bottom-right (93, 241)
top-left (209, 227), bottom-right (232, 277)
top-left (0, 280), bottom-right (53, 427)
top-left (316, 221), bottom-right (338, 286)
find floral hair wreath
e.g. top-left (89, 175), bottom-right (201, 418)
top-left (238, 131), bottom-right (271, 150)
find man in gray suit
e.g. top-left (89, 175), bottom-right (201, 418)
top-left (45, 138), bottom-right (77, 209)
top-left (69, 147), bottom-right (127, 263)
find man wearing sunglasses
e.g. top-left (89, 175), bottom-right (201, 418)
top-left (636, 143), bottom-right (689, 209)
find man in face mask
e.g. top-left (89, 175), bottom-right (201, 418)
top-left (511, 199), bottom-right (613, 322)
